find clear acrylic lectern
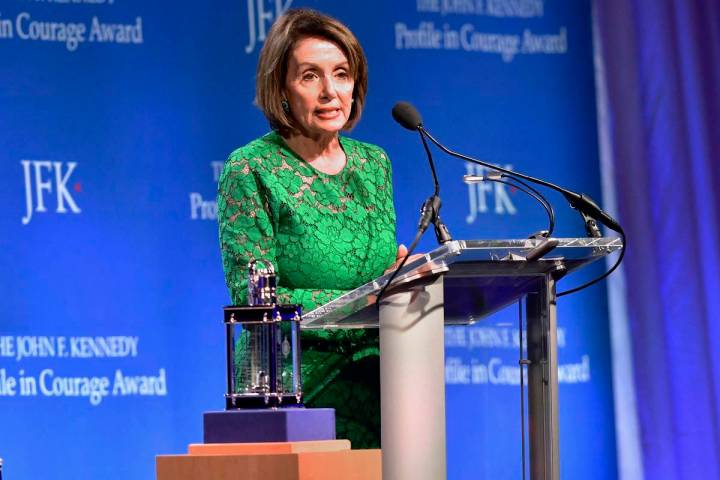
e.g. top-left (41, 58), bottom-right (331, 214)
top-left (302, 237), bottom-right (622, 480)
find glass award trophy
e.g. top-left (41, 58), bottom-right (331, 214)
top-left (223, 260), bottom-right (302, 409)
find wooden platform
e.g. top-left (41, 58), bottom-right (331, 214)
top-left (156, 440), bottom-right (381, 480)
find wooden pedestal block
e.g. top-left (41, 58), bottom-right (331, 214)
top-left (187, 439), bottom-right (351, 455)
top-left (156, 440), bottom-right (381, 480)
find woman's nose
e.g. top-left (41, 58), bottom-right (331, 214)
top-left (320, 76), bottom-right (337, 98)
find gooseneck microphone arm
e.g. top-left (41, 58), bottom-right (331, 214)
top-left (392, 102), bottom-right (453, 245)
top-left (466, 173), bottom-right (556, 237)
top-left (419, 126), bottom-right (623, 235)
top-left (418, 130), bottom-right (453, 244)
top-left (419, 130), bottom-right (440, 197)
top-left (503, 175), bottom-right (556, 237)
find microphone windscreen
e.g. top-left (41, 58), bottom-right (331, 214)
top-left (392, 102), bottom-right (422, 131)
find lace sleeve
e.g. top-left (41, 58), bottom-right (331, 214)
top-left (217, 155), bottom-right (346, 309)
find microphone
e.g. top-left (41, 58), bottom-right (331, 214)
top-left (391, 102), bottom-right (452, 244)
top-left (392, 102), bottom-right (422, 131)
top-left (375, 102), bottom-right (451, 309)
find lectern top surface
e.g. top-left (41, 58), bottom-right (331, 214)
top-left (301, 237), bottom-right (622, 329)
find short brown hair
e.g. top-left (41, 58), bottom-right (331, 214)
top-left (255, 9), bottom-right (368, 136)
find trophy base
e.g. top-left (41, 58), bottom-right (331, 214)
top-left (203, 408), bottom-right (336, 443)
top-left (225, 393), bottom-right (302, 409)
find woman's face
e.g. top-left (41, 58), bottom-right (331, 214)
top-left (284, 36), bottom-right (354, 139)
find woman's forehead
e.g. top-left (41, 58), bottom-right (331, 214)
top-left (289, 36), bottom-right (348, 66)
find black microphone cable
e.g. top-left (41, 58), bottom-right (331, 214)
top-left (557, 227), bottom-right (626, 297)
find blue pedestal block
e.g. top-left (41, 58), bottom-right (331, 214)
top-left (203, 408), bottom-right (336, 443)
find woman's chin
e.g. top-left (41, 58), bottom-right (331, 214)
top-left (306, 121), bottom-right (347, 137)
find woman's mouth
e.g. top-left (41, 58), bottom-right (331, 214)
top-left (315, 108), bottom-right (341, 120)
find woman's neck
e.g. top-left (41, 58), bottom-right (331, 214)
top-left (283, 132), bottom-right (340, 160)
top-left (283, 132), bottom-right (346, 175)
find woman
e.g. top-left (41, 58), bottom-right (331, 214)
top-left (217, 9), bottom-right (400, 448)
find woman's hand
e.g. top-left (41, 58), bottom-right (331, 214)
top-left (384, 244), bottom-right (424, 274)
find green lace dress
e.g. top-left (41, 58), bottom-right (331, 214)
top-left (217, 131), bottom-right (396, 447)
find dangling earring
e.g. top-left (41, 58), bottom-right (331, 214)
top-left (281, 98), bottom-right (290, 113)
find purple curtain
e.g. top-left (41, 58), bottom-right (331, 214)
top-left (595, 0), bottom-right (720, 478)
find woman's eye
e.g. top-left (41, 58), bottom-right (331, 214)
top-left (302, 72), bottom-right (318, 81)
top-left (335, 70), bottom-right (349, 79)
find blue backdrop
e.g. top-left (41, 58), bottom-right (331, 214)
top-left (0, 1), bottom-right (617, 478)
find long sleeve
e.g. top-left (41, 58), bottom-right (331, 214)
top-left (217, 153), bottom-right (347, 311)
